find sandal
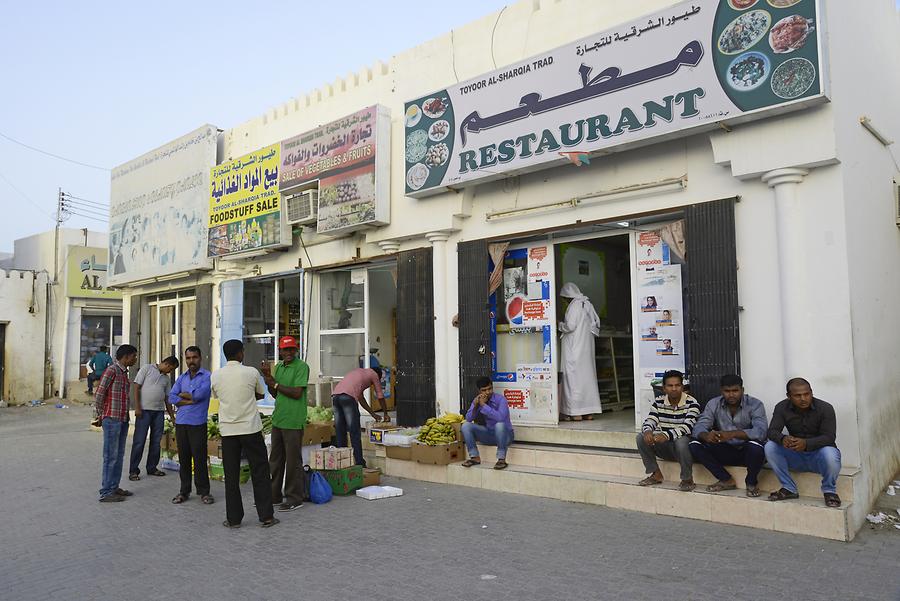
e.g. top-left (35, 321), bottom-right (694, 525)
top-left (260, 517), bottom-right (280, 528)
top-left (171, 494), bottom-right (188, 504)
top-left (824, 493), bottom-right (841, 508)
top-left (746, 486), bottom-right (761, 498)
top-left (493, 459), bottom-right (508, 470)
top-left (767, 488), bottom-right (799, 502)
top-left (560, 415), bottom-right (573, 422)
top-left (222, 520), bottom-right (241, 529)
top-left (639, 476), bottom-right (663, 487)
top-left (148, 469), bottom-right (166, 477)
top-left (128, 474), bottom-right (140, 481)
top-left (679, 480), bottom-right (696, 492)
top-left (706, 481), bottom-right (737, 492)
top-left (461, 458), bottom-right (481, 468)
top-left (583, 414), bottom-right (594, 420)
top-left (201, 495), bottom-right (215, 505)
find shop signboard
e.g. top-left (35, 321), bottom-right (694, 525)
top-left (66, 246), bottom-right (121, 300)
top-left (404, 0), bottom-right (825, 197)
top-left (108, 125), bottom-right (218, 285)
top-left (208, 144), bottom-right (287, 257)
top-left (280, 105), bottom-right (391, 235)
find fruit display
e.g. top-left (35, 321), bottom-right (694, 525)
top-left (416, 413), bottom-right (464, 445)
top-left (308, 406), bottom-right (335, 424)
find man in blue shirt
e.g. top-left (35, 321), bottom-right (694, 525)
top-left (86, 346), bottom-right (113, 395)
top-left (460, 377), bottom-right (514, 470)
top-left (168, 346), bottom-right (213, 505)
top-left (690, 374), bottom-right (768, 497)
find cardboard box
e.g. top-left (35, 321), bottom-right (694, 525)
top-left (304, 422), bottom-right (335, 445)
top-left (385, 445), bottom-right (413, 461)
top-left (320, 465), bottom-right (363, 495)
top-left (412, 441), bottom-right (465, 465)
top-left (164, 431), bottom-right (178, 453)
top-left (369, 425), bottom-right (401, 444)
top-left (313, 447), bottom-right (353, 470)
top-left (207, 438), bottom-right (221, 459)
top-left (362, 468), bottom-right (381, 487)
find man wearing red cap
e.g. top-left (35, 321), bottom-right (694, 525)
top-left (261, 336), bottom-right (309, 512)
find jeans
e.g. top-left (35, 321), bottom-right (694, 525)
top-left (176, 423), bottom-right (210, 497)
top-left (128, 410), bottom-right (165, 476)
top-left (221, 432), bottom-right (273, 525)
top-left (87, 372), bottom-right (102, 394)
top-left (333, 394), bottom-right (365, 467)
top-left (99, 417), bottom-right (129, 499)
top-left (461, 421), bottom-right (514, 460)
top-left (764, 440), bottom-right (842, 495)
top-left (269, 426), bottom-right (304, 505)
top-left (689, 440), bottom-right (766, 486)
top-left (636, 433), bottom-right (694, 481)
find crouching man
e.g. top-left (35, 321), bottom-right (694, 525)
top-left (461, 377), bottom-right (514, 471)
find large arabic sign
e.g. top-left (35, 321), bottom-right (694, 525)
top-left (280, 105), bottom-right (390, 235)
top-left (404, 0), bottom-right (824, 197)
top-left (66, 246), bottom-right (121, 300)
top-left (109, 125), bottom-right (218, 284)
top-left (208, 144), bottom-right (285, 257)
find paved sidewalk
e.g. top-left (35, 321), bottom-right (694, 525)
top-left (0, 404), bottom-right (898, 601)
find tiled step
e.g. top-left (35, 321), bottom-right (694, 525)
top-left (471, 443), bottom-right (858, 500)
top-left (444, 462), bottom-right (853, 541)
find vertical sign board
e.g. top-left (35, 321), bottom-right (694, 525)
top-left (490, 243), bottom-right (557, 425)
top-left (108, 125), bottom-right (218, 285)
top-left (404, 0), bottom-right (825, 196)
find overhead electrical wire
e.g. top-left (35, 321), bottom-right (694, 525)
top-left (0, 167), bottom-right (56, 219)
top-left (0, 130), bottom-right (110, 171)
top-left (62, 198), bottom-right (109, 214)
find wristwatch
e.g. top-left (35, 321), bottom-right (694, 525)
top-left (274, 383), bottom-right (280, 393)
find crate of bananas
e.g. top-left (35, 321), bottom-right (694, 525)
top-left (416, 413), bottom-right (465, 446)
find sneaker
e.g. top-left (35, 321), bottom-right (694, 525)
top-left (115, 488), bottom-right (134, 497)
top-left (99, 495), bottom-right (125, 503)
top-left (277, 502), bottom-right (303, 512)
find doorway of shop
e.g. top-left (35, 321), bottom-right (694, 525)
top-left (554, 234), bottom-right (635, 433)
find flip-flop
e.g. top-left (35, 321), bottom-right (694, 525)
top-left (493, 459), bottom-right (508, 470)
top-left (171, 494), bottom-right (188, 504)
top-left (746, 486), bottom-right (761, 497)
top-left (638, 476), bottom-right (663, 486)
top-left (201, 495), bottom-right (215, 505)
top-left (222, 520), bottom-right (241, 529)
top-left (128, 474), bottom-right (140, 481)
top-left (767, 488), bottom-right (799, 502)
top-left (461, 458), bottom-right (481, 468)
top-left (679, 480), bottom-right (697, 492)
top-left (706, 481), bottom-right (737, 492)
top-left (148, 469), bottom-right (166, 477)
top-left (260, 518), bottom-right (280, 528)
top-left (824, 493), bottom-right (841, 508)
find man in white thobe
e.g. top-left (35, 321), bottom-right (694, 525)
top-left (559, 282), bottom-right (603, 420)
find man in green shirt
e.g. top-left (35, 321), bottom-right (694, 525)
top-left (261, 336), bottom-right (309, 512)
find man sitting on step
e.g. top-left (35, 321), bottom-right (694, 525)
top-left (637, 370), bottom-right (701, 492)
top-left (461, 377), bottom-right (514, 471)
top-left (765, 378), bottom-right (842, 508)
top-left (690, 374), bottom-right (768, 497)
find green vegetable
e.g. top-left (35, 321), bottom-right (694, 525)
top-left (307, 406), bottom-right (334, 424)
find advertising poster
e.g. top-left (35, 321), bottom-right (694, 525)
top-left (66, 246), bottom-right (121, 300)
top-left (637, 265), bottom-right (685, 371)
top-left (108, 125), bottom-right (218, 285)
top-left (208, 144), bottom-right (283, 257)
top-left (404, 0), bottom-right (825, 197)
top-left (280, 105), bottom-right (390, 235)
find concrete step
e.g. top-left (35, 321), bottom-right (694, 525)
top-left (442, 462), bottom-right (853, 541)
top-left (471, 443), bottom-right (858, 500)
top-left (514, 424), bottom-right (638, 450)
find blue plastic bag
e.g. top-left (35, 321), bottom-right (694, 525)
top-left (309, 471), bottom-right (333, 504)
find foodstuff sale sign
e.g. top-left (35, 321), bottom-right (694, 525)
top-left (404, 0), bottom-right (824, 197)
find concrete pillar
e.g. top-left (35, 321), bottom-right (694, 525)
top-left (761, 168), bottom-right (809, 381)
top-left (426, 232), bottom-right (451, 415)
top-left (378, 240), bottom-right (400, 254)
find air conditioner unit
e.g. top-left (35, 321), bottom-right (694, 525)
top-left (285, 189), bottom-right (318, 225)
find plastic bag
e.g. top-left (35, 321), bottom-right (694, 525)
top-left (309, 471), bottom-right (333, 504)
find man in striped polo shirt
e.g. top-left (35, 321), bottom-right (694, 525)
top-left (637, 370), bottom-right (700, 492)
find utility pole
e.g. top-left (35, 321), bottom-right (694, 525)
top-left (44, 189), bottom-right (63, 399)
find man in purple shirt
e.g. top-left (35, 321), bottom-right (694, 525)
top-left (168, 346), bottom-right (214, 506)
top-left (332, 366), bottom-right (387, 467)
top-left (461, 377), bottom-right (514, 470)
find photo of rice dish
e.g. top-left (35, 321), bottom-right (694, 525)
top-left (767, 0), bottom-right (801, 8)
top-left (406, 129), bottom-right (428, 163)
top-left (770, 57), bottom-right (816, 99)
top-left (727, 51), bottom-right (770, 91)
top-left (407, 163), bottom-right (430, 191)
top-left (769, 15), bottom-right (814, 53)
top-left (718, 10), bottom-right (772, 55)
top-left (728, 0), bottom-right (759, 9)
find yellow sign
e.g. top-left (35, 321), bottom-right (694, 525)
top-left (66, 246), bottom-right (121, 299)
top-left (208, 143), bottom-right (281, 227)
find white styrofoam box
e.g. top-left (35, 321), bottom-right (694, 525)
top-left (301, 444), bottom-right (319, 466)
top-left (382, 432), bottom-right (418, 447)
top-left (209, 456), bottom-right (223, 466)
top-left (160, 458), bottom-right (180, 471)
top-left (356, 485), bottom-right (404, 500)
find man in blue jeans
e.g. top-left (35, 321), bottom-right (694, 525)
top-left (461, 377), bottom-right (514, 470)
top-left (128, 356), bottom-right (179, 480)
top-left (765, 378), bottom-right (842, 507)
top-left (331, 366), bottom-right (387, 467)
top-left (86, 345), bottom-right (113, 395)
top-left (94, 344), bottom-right (139, 502)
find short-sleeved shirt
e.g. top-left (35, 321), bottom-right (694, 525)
top-left (133, 363), bottom-right (171, 411)
top-left (89, 352), bottom-right (113, 374)
top-left (210, 361), bottom-right (265, 437)
top-left (333, 368), bottom-right (383, 401)
top-left (271, 359), bottom-right (310, 430)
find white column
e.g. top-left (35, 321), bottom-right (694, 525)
top-left (378, 240), bottom-right (400, 254)
top-left (426, 232), bottom-right (451, 416)
top-left (761, 168), bottom-right (809, 380)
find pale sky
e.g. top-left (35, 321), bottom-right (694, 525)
top-left (0, 1), bottom-right (508, 252)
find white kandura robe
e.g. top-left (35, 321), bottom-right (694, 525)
top-left (559, 297), bottom-right (603, 416)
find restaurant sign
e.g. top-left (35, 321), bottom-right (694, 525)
top-left (404, 0), bottom-right (825, 197)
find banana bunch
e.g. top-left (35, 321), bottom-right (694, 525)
top-left (417, 417), bottom-right (458, 445)
top-left (438, 413), bottom-right (464, 424)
